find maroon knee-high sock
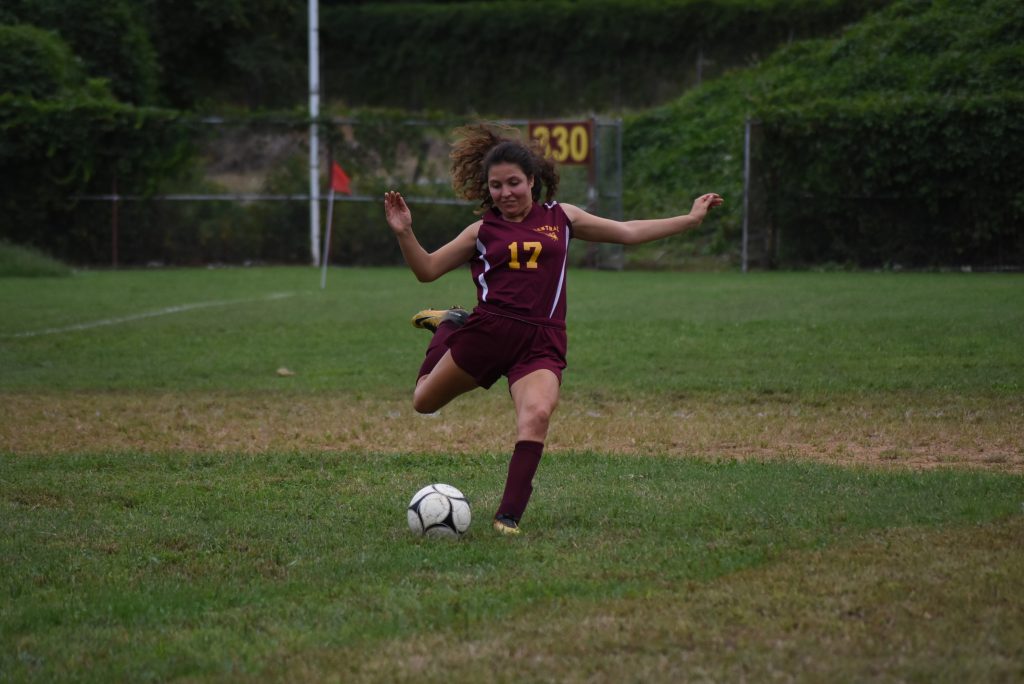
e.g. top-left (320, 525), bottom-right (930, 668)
top-left (417, 320), bottom-right (459, 380)
top-left (497, 440), bottom-right (545, 522)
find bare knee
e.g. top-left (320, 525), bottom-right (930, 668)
top-left (517, 400), bottom-right (555, 440)
top-left (412, 385), bottom-right (440, 414)
top-left (413, 398), bottom-right (439, 414)
top-left (410, 356), bottom-right (478, 415)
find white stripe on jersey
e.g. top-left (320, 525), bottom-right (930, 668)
top-left (475, 237), bottom-right (492, 302)
top-left (548, 224), bottom-right (570, 318)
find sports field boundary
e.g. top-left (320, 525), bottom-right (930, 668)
top-left (3, 291), bottom-right (300, 339)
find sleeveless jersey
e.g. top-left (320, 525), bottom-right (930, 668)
top-left (469, 201), bottom-right (572, 323)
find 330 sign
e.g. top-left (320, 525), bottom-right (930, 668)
top-left (528, 121), bottom-right (592, 166)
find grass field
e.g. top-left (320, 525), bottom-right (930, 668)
top-left (2, 266), bottom-right (1023, 682)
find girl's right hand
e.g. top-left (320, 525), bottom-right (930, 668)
top-left (384, 191), bottom-right (413, 235)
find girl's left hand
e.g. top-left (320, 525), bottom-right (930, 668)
top-left (690, 193), bottom-right (724, 222)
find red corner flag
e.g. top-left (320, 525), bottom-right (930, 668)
top-left (330, 161), bottom-right (351, 195)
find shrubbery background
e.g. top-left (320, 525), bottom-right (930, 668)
top-left (0, 0), bottom-right (1020, 268)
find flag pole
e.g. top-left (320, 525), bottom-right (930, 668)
top-left (320, 186), bottom-right (335, 290)
top-left (321, 156), bottom-right (351, 289)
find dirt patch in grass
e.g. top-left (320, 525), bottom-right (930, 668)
top-left (3, 391), bottom-right (1021, 472)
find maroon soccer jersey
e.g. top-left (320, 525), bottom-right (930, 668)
top-left (469, 201), bottom-right (572, 322)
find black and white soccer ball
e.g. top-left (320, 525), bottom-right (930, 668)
top-left (407, 483), bottom-right (471, 538)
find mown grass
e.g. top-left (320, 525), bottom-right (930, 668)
top-left (1, 266), bottom-right (1020, 396)
top-left (328, 517), bottom-right (1024, 683)
top-left (2, 266), bottom-right (1023, 681)
top-left (3, 451), bottom-right (1022, 682)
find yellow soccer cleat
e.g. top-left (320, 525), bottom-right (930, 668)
top-left (411, 306), bottom-right (469, 333)
top-left (492, 514), bottom-right (521, 536)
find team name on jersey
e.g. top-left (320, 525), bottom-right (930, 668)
top-left (532, 225), bottom-right (561, 242)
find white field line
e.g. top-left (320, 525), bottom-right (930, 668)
top-left (4, 292), bottom-right (299, 338)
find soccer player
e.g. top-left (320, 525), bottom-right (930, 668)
top-left (384, 123), bottom-right (722, 535)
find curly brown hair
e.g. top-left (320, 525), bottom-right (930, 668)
top-left (449, 123), bottom-right (559, 211)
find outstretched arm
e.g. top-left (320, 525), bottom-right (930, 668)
top-left (384, 191), bottom-right (478, 282)
top-left (565, 193), bottom-right (723, 245)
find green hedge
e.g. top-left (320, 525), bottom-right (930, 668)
top-left (622, 0), bottom-right (1024, 268)
top-left (756, 94), bottom-right (1024, 267)
top-left (10, 0), bottom-right (1020, 268)
top-left (0, 24), bottom-right (84, 100)
top-left (0, 103), bottom-right (478, 266)
top-left (138, 0), bottom-right (302, 109)
top-left (0, 96), bottom-right (193, 263)
top-left (1, 0), bottom-right (159, 105)
top-left (321, 0), bottom-right (890, 116)
top-left (3, 0), bottom-right (887, 113)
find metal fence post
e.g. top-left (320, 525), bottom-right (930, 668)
top-left (742, 117), bottom-right (751, 273)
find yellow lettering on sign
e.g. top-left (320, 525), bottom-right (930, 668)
top-left (532, 125), bottom-right (551, 159)
top-left (529, 122), bottom-right (591, 165)
top-left (570, 125), bottom-right (588, 162)
top-left (551, 125), bottom-right (570, 162)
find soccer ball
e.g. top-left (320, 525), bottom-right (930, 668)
top-left (407, 483), bottom-right (471, 538)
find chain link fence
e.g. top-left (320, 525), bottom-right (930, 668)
top-left (75, 117), bottom-right (623, 269)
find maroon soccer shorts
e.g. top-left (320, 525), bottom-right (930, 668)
top-left (445, 308), bottom-right (567, 389)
